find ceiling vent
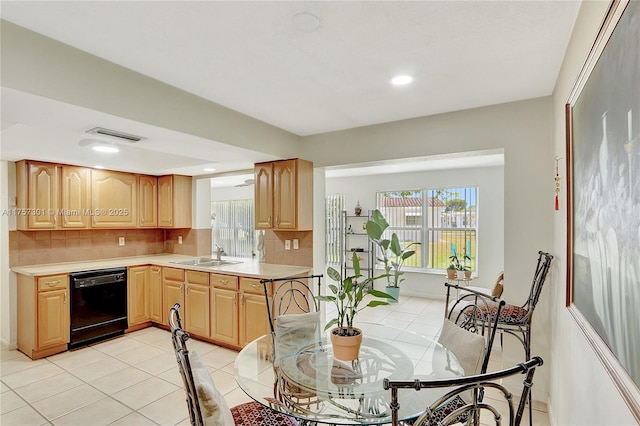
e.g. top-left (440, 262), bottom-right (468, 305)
top-left (85, 127), bottom-right (145, 143)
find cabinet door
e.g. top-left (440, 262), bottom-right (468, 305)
top-left (37, 289), bottom-right (69, 348)
top-left (240, 293), bottom-right (270, 347)
top-left (91, 170), bottom-right (137, 228)
top-left (254, 163), bottom-right (273, 229)
top-left (149, 266), bottom-right (163, 323)
top-left (273, 159), bottom-right (296, 229)
top-left (211, 288), bottom-right (239, 346)
top-left (163, 280), bottom-right (184, 327)
top-left (60, 166), bottom-right (91, 228)
top-left (128, 266), bottom-right (149, 326)
top-left (185, 283), bottom-right (210, 337)
top-left (157, 175), bottom-right (173, 227)
top-left (26, 162), bottom-right (58, 229)
top-left (138, 175), bottom-right (157, 227)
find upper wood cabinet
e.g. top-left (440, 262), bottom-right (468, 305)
top-left (91, 169), bottom-right (137, 228)
top-left (158, 175), bottom-right (192, 228)
top-left (16, 160), bottom-right (59, 230)
top-left (254, 158), bottom-right (313, 231)
top-left (60, 166), bottom-right (91, 229)
top-left (138, 175), bottom-right (158, 227)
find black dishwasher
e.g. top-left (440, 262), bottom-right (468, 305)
top-left (69, 267), bottom-right (128, 349)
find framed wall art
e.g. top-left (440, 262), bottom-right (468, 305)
top-left (566, 0), bottom-right (640, 419)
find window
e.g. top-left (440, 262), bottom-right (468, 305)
top-left (326, 194), bottom-right (344, 264)
top-left (376, 187), bottom-right (478, 272)
top-left (211, 199), bottom-right (254, 258)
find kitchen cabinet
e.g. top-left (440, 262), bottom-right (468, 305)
top-left (138, 175), bottom-right (158, 227)
top-left (16, 160), bottom-right (59, 230)
top-left (149, 266), bottom-right (163, 323)
top-left (60, 166), bottom-right (91, 229)
top-left (128, 266), bottom-right (150, 326)
top-left (210, 273), bottom-right (239, 346)
top-left (91, 169), bottom-right (137, 228)
top-left (185, 271), bottom-right (210, 337)
top-left (239, 277), bottom-right (271, 347)
top-left (162, 267), bottom-right (185, 327)
top-left (254, 158), bottom-right (313, 231)
top-left (158, 175), bottom-right (192, 228)
top-left (17, 273), bottom-right (70, 359)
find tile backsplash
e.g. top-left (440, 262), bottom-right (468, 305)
top-left (8, 228), bottom-right (210, 267)
top-left (263, 230), bottom-right (313, 267)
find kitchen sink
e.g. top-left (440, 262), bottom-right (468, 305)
top-left (170, 258), bottom-right (242, 267)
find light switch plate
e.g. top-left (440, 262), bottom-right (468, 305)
top-left (285, 240), bottom-right (291, 250)
top-left (178, 236), bottom-right (183, 244)
top-left (119, 237), bottom-right (125, 246)
top-left (293, 239), bottom-right (299, 250)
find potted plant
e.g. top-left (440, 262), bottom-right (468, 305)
top-left (317, 252), bottom-right (393, 361)
top-left (365, 209), bottom-right (420, 302)
top-left (447, 255), bottom-right (460, 279)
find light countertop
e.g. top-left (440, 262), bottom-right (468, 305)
top-left (11, 254), bottom-right (312, 279)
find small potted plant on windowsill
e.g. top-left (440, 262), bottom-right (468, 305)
top-left (365, 209), bottom-right (420, 302)
top-left (317, 252), bottom-right (392, 361)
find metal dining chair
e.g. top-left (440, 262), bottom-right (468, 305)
top-left (384, 356), bottom-right (544, 426)
top-left (169, 303), bottom-right (298, 426)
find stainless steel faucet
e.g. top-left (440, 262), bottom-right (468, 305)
top-left (214, 244), bottom-right (224, 261)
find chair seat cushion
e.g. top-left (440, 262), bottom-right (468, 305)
top-left (231, 401), bottom-right (299, 425)
top-left (465, 301), bottom-right (529, 325)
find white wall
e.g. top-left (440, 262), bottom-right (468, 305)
top-left (550, 1), bottom-right (638, 424)
top-left (0, 161), bottom-right (15, 348)
top-left (210, 184), bottom-right (254, 202)
top-left (325, 165), bottom-right (504, 299)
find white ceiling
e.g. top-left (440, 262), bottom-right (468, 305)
top-left (0, 1), bottom-right (580, 179)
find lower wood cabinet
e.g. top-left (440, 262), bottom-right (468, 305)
top-left (149, 266), bottom-right (163, 323)
top-left (185, 271), bottom-right (210, 336)
top-left (17, 273), bottom-right (70, 359)
top-left (239, 277), bottom-right (271, 347)
top-left (211, 274), bottom-right (239, 346)
top-left (162, 267), bottom-right (185, 328)
top-left (128, 266), bottom-right (150, 326)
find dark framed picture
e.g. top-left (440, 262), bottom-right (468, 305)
top-left (565, 0), bottom-right (640, 419)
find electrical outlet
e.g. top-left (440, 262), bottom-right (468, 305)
top-left (119, 237), bottom-right (125, 246)
top-left (293, 239), bottom-right (299, 250)
top-left (178, 236), bottom-right (183, 245)
top-left (285, 240), bottom-right (291, 250)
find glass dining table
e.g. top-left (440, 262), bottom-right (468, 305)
top-left (234, 322), bottom-right (463, 425)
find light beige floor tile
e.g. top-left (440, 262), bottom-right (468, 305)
top-left (0, 355), bottom-right (47, 376)
top-left (2, 361), bottom-right (64, 388)
top-left (111, 377), bottom-right (178, 410)
top-left (199, 347), bottom-right (238, 369)
top-left (210, 369), bottom-right (239, 395)
top-left (14, 372), bottom-right (83, 403)
top-left (137, 389), bottom-right (189, 426)
top-left (91, 336), bottom-right (145, 356)
top-left (384, 319), bottom-right (411, 330)
top-left (48, 347), bottom-right (109, 370)
top-left (90, 366), bottom-right (151, 395)
top-left (133, 351), bottom-right (176, 375)
top-left (0, 404), bottom-right (48, 425)
top-left (31, 383), bottom-right (105, 420)
top-left (69, 357), bottom-right (129, 382)
top-left (0, 390), bottom-right (27, 414)
top-left (117, 345), bottom-right (165, 366)
top-left (0, 349), bottom-right (25, 362)
top-left (223, 386), bottom-right (254, 408)
top-left (156, 366), bottom-right (183, 387)
top-left (52, 397), bottom-right (131, 426)
top-left (107, 411), bottom-right (159, 426)
top-left (149, 338), bottom-right (174, 353)
top-left (1, 381), bottom-right (9, 393)
top-left (127, 327), bottom-right (169, 345)
top-left (185, 339), bottom-right (218, 356)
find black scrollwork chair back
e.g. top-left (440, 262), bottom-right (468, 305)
top-left (169, 303), bottom-right (298, 426)
top-left (384, 356), bottom-right (544, 426)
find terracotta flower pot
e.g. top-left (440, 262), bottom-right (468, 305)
top-left (447, 269), bottom-right (457, 279)
top-left (330, 327), bottom-right (363, 361)
top-left (464, 270), bottom-right (472, 279)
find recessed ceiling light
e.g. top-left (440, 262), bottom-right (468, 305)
top-left (292, 12), bottom-right (321, 32)
top-left (92, 145), bottom-right (119, 153)
top-left (391, 75), bottom-right (413, 86)
top-left (203, 168), bottom-right (216, 172)
top-left (94, 165), bottom-right (104, 169)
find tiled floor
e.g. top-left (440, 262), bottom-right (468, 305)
top-left (1, 296), bottom-right (549, 425)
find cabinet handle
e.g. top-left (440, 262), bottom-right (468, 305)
top-left (53, 215), bottom-right (57, 226)
top-left (276, 216), bottom-right (280, 227)
top-left (268, 216), bottom-right (272, 227)
top-left (240, 294), bottom-right (244, 306)
top-left (219, 279), bottom-right (228, 284)
top-left (46, 280), bottom-right (61, 286)
top-left (141, 215), bottom-right (145, 224)
top-left (251, 283), bottom-right (259, 290)
top-left (63, 215), bottom-right (68, 225)
top-left (64, 291), bottom-right (67, 303)
top-left (233, 294), bottom-right (236, 306)
top-left (92, 215), bottom-right (96, 225)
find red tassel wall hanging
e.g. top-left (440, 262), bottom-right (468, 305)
top-left (554, 156), bottom-right (561, 211)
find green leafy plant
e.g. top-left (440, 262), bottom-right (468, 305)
top-left (317, 252), bottom-right (393, 336)
top-left (448, 253), bottom-right (471, 271)
top-left (365, 209), bottom-right (420, 288)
